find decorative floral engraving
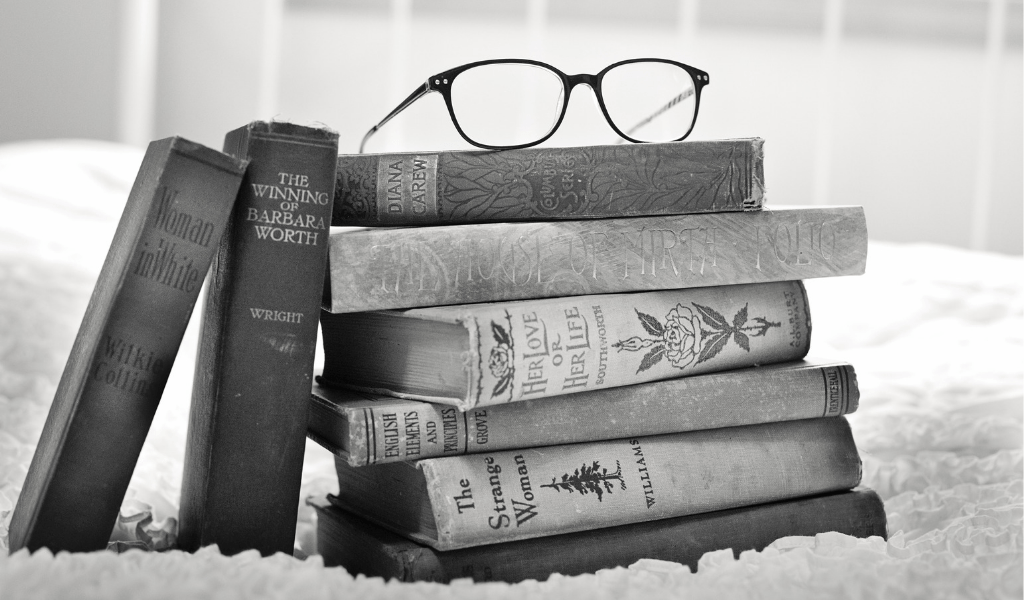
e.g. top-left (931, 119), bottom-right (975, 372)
top-left (440, 155), bottom-right (537, 222)
top-left (614, 302), bottom-right (780, 374)
top-left (587, 149), bottom-right (743, 213)
top-left (335, 142), bottom-right (754, 225)
top-left (540, 460), bottom-right (626, 502)
top-left (488, 317), bottom-right (514, 399)
top-left (334, 158), bottom-right (377, 222)
top-left (439, 145), bottom-right (749, 221)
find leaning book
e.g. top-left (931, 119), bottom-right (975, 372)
top-left (179, 121), bottom-right (339, 557)
top-left (8, 137), bottom-right (247, 553)
top-left (330, 417), bottom-right (863, 550)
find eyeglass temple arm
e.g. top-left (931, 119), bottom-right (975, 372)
top-left (617, 87), bottom-right (696, 140)
top-left (359, 81), bottom-right (431, 153)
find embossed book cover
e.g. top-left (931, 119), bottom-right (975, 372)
top-left (323, 206), bottom-right (867, 313)
top-left (334, 138), bottom-right (764, 226)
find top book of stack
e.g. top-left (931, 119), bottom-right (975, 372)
top-left (331, 138), bottom-right (764, 226)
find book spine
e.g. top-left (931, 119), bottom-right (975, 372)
top-left (319, 362), bottom-right (857, 466)
top-left (475, 280), bottom-right (810, 406)
top-left (318, 489), bottom-right (886, 583)
top-left (333, 138), bottom-right (764, 226)
top-left (179, 122), bottom-right (339, 556)
top-left (321, 280), bottom-right (813, 408)
top-left (335, 417), bottom-right (863, 550)
top-left (8, 138), bottom-right (245, 553)
top-left (324, 206), bottom-right (867, 313)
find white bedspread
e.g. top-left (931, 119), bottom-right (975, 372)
top-left (0, 140), bottom-right (1020, 599)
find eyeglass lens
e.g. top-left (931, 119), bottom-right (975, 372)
top-left (447, 61), bottom-right (697, 148)
top-left (601, 62), bottom-right (697, 143)
top-left (449, 64), bottom-right (565, 148)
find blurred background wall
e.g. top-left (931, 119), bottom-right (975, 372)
top-left (1, 0), bottom-right (1021, 254)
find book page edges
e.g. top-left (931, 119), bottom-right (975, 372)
top-left (845, 365), bottom-right (861, 413)
top-left (745, 138), bottom-right (765, 210)
top-left (418, 460), bottom-right (450, 549)
top-left (323, 310), bottom-right (481, 410)
top-left (332, 384), bottom-right (471, 410)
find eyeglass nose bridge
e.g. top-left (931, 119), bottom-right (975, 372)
top-left (560, 72), bottom-right (623, 135)
top-left (564, 73), bottom-right (601, 98)
top-left (557, 73), bottom-right (607, 122)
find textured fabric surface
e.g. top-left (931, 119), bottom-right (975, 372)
top-left (0, 140), bottom-right (1020, 599)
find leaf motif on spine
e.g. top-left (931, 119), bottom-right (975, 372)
top-left (614, 298), bottom-right (782, 372)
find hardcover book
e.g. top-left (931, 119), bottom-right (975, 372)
top-left (309, 360), bottom-right (858, 466)
top-left (333, 138), bottom-right (765, 226)
top-left (8, 137), bottom-right (247, 553)
top-left (178, 122), bottom-right (339, 556)
top-left (331, 417), bottom-right (863, 551)
top-left (319, 280), bottom-right (812, 409)
top-left (315, 488), bottom-right (887, 583)
top-left (323, 205), bottom-right (867, 313)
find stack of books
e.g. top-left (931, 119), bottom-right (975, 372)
top-left (6, 122), bottom-right (885, 576)
top-left (308, 139), bottom-right (885, 582)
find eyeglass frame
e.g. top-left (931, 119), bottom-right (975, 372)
top-left (359, 58), bottom-right (710, 153)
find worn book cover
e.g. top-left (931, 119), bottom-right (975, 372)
top-left (320, 280), bottom-right (812, 409)
top-left (331, 417), bottom-right (863, 550)
top-left (334, 138), bottom-right (764, 226)
top-left (9, 138), bottom-right (246, 553)
top-left (179, 122), bottom-right (339, 556)
top-left (309, 360), bottom-right (858, 466)
top-left (323, 205), bottom-right (867, 313)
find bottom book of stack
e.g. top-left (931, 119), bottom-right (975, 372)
top-left (312, 416), bottom-right (887, 583)
top-left (314, 488), bottom-right (886, 583)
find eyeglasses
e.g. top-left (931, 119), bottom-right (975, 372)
top-left (359, 58), bottom-right (710, 153)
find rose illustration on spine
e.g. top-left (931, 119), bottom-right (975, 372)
top-left (488, 315), bottom-right (514, 400)
top-left (661, 304), bottom-right (704, 369)
top-left (488, 345), bottom-right (510, 379)
top-left (615, 302), bottom-right (780, 374)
